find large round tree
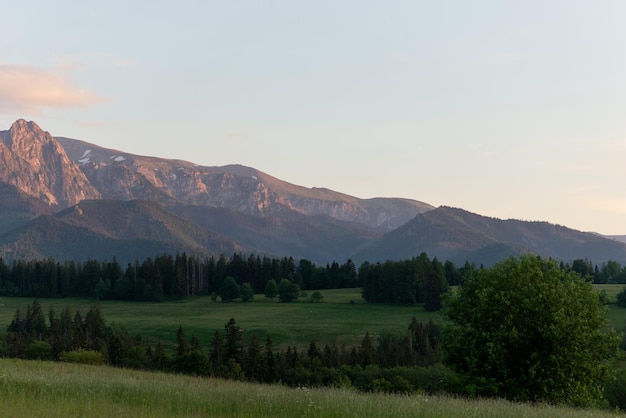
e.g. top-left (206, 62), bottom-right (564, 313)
top-left (443, 255), bottom-right (619, 405)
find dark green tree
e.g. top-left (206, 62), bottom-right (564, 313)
top-left (423, 258), bottom-right (447, 311)
top-left (244, 334), bottom-right (263, 381)
top-left (617, 286), bottom-right (626, 307)
top-left (278, 279), bottom-right (300, 303)
top-left (28, 299), bottom-right (47, 341)
top-left (175, 326), bottom-right (187, 358)
top-left (264, 335), bottom-right (276, 382)
top-left (223, 318), bottom-right (243, 378)
top-left (84, 304), bottom-right (106, 351)
top-left (357, 332), bottom-right (374, 367)
top-left (209, 330), bottom-right (224, 375)
top-left (224, 318), bottom-right (242, 363)
top-left (264, 279), bottom-right (278, 300)
top-left (444, 255), bottom-right (620, 405)
top-left (152, 340), bottom-right (169, 371)
top-left (240, 282), bottom-right (254, 302)
top-left (219, 277), bottom-right (240, 302)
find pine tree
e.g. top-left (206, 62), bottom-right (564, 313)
top-left (175, 326), bottom-right (187, 358)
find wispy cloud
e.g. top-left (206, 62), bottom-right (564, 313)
top-left (0, 63), bottom-right (104, 114)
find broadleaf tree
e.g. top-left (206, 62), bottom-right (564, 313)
top-left (443, 255), bottom-right (620, 406)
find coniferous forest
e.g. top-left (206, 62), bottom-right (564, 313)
top-left (1, 251), bottom-right (623, 303)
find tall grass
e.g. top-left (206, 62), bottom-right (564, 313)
top-left (0, 359), bottom-right (623, 418)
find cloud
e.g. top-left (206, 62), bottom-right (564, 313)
top-left (0, 63), bottom-right (104, 114)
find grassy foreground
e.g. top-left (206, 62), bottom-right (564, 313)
top-left (0, 359), bottom-right (623, 418)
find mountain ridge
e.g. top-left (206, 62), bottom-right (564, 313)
top-left (0, 119), bottom-right (624, 266)
top-left (356, 206), bottom-right (626, 265)
top-left (54, 133), bottom-right (432, 231)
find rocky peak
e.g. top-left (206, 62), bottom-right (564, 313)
top-left (0, 119), bottom-right (101, 207)
top-left (4, 119), bottom-right (53, 170)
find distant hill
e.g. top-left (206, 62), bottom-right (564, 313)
top-left (0, 200), bottom-right (240, 264)
top-left (171, 205), bottom-right (379, 263)
top-left (0, 183), bottom-right (56, 233)
top-left (356, 206), bottom-right (626, 266)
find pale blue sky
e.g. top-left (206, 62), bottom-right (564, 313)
top-left (1, 1), bottom-right (625, 234)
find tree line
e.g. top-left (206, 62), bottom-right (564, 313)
top-left (1, 251), bottom-right (626, 309)
top-left (0, 253), bottom-right (358, 302)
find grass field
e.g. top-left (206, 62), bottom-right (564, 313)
top-left (0, 358), bottom-right (623, 418)
top-left (0, 289), bottom-right (444, 350)
top-left (1, 285), bottom-right (625, 351)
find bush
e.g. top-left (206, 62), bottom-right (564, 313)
top-left (605, 368), bottom-right (626, 410)
top-left (23, 341), bottom-right (54, 361)
top-left (309, 291), bottom-right (323, 303)
top-left (616, 286), bottom-right (626, 307)
top-left (60, 349), bottom-right (105, 365)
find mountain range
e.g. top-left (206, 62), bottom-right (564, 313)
top-left (0, 119), bottom-right (624, 267)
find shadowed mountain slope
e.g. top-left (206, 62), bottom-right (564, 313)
top-left (0, 200), bottom-right (241, 264)
top-left (356, 206), bottom-right (626, 266)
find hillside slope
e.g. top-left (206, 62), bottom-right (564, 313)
top-left (356, 206), bottom-right (626, 265)
top-left (0, 200), bottom-right (241, 263)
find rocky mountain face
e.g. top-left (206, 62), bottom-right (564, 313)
top-left (55, 135), bottom-right (433, 231)
top-left (0, 120), bottom-right (100, 207)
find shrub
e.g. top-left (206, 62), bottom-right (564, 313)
top-left (23, 341), bottom-right (54, 361)
top-left (60, 349), bottom-right (104, 365)
top-left (605, 368), bottom-right (626, 410)
top-left (310, 291), bottom-right (323, 303)
top-left (616, 286), bottom-right (626, 307)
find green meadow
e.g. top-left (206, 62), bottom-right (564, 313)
top-left (2, 285), bottom-right (626, 351)
top-left (0, 289), bottom-right (444, 350)
top-left (0, 358), bottom-right (623, 418)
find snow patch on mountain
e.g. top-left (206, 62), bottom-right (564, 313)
top-left (78, 150), bottom-right (91, 164)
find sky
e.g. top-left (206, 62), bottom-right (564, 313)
top-left (1, 1), bottom-right (625, 234)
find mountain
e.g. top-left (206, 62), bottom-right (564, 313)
top-left (0, 182), bottom-right (56, 232)
top-left (0, 119), bottom-right (431, 264)
top-left (0, 119), bottom-right (624, 267)
top-left (170, 205), bottom-right (379, 262)
top-left (0, 120), bottom-right (100, 207)
top-left (609, 235), bottom-right (626, 245)
top-left (0, 199), bottom-right (240, 263)
top-left (356, 206), bottom-right (626, 266)
top-left (55, 135), bottom-right (433, 231)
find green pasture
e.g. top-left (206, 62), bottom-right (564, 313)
top-left (1, 285), bottom-right (625, 352)
top-left (0, 358), bottom-right (622, 418)
top-left (0, 289), bottom-right (443, 350)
